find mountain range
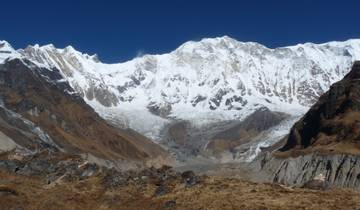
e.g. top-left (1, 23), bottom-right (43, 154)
top-left (0, 37), bottom-right (360, 209)
top-left (1, 36), bottom-right (360, 163)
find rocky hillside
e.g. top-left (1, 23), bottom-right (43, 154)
top-left (253, 62), bottom-right (360, 188)
top-left (279, 61), bottom-right (360, 156)
top-left (0, 57), bottom-right (168, 168)
top-left (0, 150), bottom-right (359, 210)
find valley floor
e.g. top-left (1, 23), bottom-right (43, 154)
top-left (0, 168), bottom-right (359, 210)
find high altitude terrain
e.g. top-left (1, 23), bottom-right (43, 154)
top-left (0, 38), bottom-right (360, 209)
top-left (2, 37), bottom-right (360, 163)
top-left (0, 149), bottom-right (359, 210)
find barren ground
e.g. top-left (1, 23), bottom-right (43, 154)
top-left (0, 170), bottom-right (359, 210)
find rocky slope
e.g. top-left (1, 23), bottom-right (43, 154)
top-left (0, 150), bottom-right (359, 210)
top-left (252, 62), bottom-right (360, 188)
top-left (2, 37), bottom-right (360, 162)
top-left (254, 153), bottom-right (360, 188)
top-left (279, 61), bottom-right (360, 155)
top-left (205, 108), bottom-right (288, 158)
top-left (0, 56), bottom-right (168, 168)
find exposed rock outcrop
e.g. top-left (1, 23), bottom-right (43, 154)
top-left (252, 153), bottom-right (360, 188)
top-left (252, 61), bottom-right (360, 189)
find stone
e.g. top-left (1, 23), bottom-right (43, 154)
top-left (0, 160), bottom-right (22, 173)
top-left (154, 185), bottom-right (168, 197)
top-left (80, 163), bottom-right (98, 178)
top-left (164, 200), bottom-right (176, 209)
top-left (181, 170), bottom-right (199, 187)
top-left (102, 170), bottom-right (128, 189)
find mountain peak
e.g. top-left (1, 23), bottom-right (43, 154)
top-left (24, 43), bottom-right (83, 56)
top-left (0, 40), bottom-right (19, 63)
top-left (42, 43), bottom-right (56, 49)
top-left (63, 45), bottom-right (77, 53)
top-left (0, 40), bottom-right (14, 50)
top-left (88, 53), bottom-right (100, 62)
top-left (27, 43), bottom-right (56, 50)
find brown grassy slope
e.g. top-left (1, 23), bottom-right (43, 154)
top-left (0, 58), bottom-right (167, 162)
top-left (0, 170), bottom-right (359, 210)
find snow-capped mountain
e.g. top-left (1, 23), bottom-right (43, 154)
top-left (1, 37), bottom-right (360, 161)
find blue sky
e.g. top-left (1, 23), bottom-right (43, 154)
top-left (1, 0), bottom-right (359, 63)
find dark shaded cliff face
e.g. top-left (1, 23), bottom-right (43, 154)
top-left (0, 58), bottom-right (168, 162)
top-left (279, 61), bottom-right (360, 156)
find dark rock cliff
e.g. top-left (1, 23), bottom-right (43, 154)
top-left (280, 61), bottom-right (360, 155)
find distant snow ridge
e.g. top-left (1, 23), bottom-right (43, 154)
top-left (2, 37), bottom-right (360, 142)
top-left (0, 40), bottom-right (20, 63)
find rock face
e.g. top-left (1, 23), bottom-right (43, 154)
top-left (252, 62), bottom-right (360, 189)
top-left (253, 153), bottom-right (360, 188)
top-left (0, 58), bottom-right (168, 167)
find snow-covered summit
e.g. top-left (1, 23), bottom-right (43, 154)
top-left (0, 40), bottom-right (20, 63)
